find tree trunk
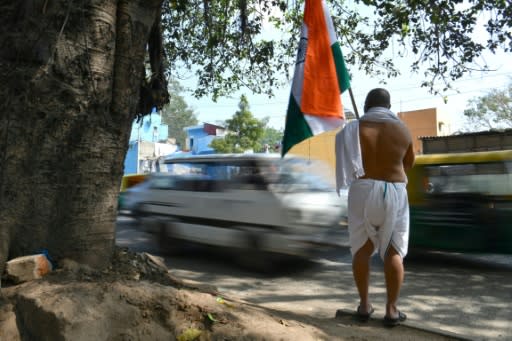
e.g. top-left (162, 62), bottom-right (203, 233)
top-left (0, 0), bottom-right (163, 275)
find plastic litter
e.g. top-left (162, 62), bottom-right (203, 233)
top-left (216, 296), bottom-right (234, 308)
top-left (4, 253), bottom-right (53, 284)
top-left (177, 328), bottom-right (202, 341)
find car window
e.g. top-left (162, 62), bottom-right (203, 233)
top-left (149, 176), bottom-right (176, 189)
top-left (163, 156), bottom-right (335, 193)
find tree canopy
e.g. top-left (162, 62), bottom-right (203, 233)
top-left (463, 81), bottom-right (512, 131)
top-left (160, 0), bottom-right (511, 100)
top-left (210, 95), bottom-right (265, 153)
top-left (160, 79), bottom-right (199, 148)
top-left (260, 126), bottom-right (284, 153)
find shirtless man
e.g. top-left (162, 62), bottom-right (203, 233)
top-left (335, 88), bottom-right (415, 326)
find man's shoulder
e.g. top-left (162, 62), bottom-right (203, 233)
top-left (359, 120), bottom-right (412, 143)
top-left (360, 118), bottom-right (408, 130)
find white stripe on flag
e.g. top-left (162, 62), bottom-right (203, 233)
top-left (303, 114), bottom-right (345, 135)
top-left (322, 1), bottom-right (337, 45)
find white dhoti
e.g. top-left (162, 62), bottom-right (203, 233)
top-left (348, 179), bottom-right (409, 260)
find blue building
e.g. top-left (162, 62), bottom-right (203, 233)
top-left (129, 109), bottom-right (169, 143)
top-left (124, 110), bottom-right (177, 174)
top-left (183, 123), bottom-right (226, 155)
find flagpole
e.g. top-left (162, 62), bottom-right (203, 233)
top-left (348, 87), bottom-right (359, 119)
top-left (308, 139), bottom-right (311, 161)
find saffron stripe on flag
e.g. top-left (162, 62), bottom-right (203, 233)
top-left (301, 0), bottom-right (341, 117)
top-left (281, 0), bottom-right (351, 157)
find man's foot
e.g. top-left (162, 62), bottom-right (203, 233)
top-left (356, 305), bottom-right (375, 322)
top-left (383, 310), bottom-right (407, 327)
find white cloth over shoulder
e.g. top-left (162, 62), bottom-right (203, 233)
top-left (359, 106), bottom-right (400, 123)
top-left (335, 120), bottom-right (363, 194)
top-left (348, 179), bottom-right (410, 260)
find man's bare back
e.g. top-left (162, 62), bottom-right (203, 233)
top-left (359, 120), bottom-right (415, 183)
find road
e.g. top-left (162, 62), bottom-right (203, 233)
top-left (116, 215), bottom-right (512, 341)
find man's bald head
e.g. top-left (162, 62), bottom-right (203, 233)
top-left (364, 88), bottom-right (391, 113)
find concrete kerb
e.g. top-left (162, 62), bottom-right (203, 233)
top-left (334, 308), bottom-right (473, 341)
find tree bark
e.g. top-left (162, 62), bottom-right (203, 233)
top-left (0, 0), bottom-right (163, 275)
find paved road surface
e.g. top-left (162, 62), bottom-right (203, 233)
top-left (116, 216), bottom-right (512, 340)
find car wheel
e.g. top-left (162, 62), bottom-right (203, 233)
top-left (131, 203), bottom-right (148, 227)
top-left (235, 232), bottom-right (277, 273)
top-left (158, 221), bottom-right (184, 256)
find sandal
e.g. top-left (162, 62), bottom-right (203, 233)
top-left (383, 310), bottom-right (407, 327)
top-left (356, 305), bottom-right (375, 322)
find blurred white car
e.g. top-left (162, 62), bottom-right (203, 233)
top-left (119, 178), bottom-right (151, 214)
top-left (123, 153), bottom-right (347, 266)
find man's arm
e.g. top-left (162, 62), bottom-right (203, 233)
top-left (403, 143), bottom-right (415, 171)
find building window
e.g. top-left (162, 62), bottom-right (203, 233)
top-left (153, 126), bottom-right (158, 142)
top-left (438, 122), bottom-right (444, 133)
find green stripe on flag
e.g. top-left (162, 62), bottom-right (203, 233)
top-left (281, 95), bottom-right (313, 157)
top-left (331, 42), bottom-right (351, 93)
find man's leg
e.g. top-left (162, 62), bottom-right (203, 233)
top-left (384, 245), bottom-right (404, 318)
top-left (352, 239), bottom-right (374, 313)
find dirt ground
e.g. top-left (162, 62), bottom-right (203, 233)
top-left (0, 247), bottom-right (463, 341)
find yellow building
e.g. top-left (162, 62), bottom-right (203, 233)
top-left (398, 108), bottom-right (451, 155)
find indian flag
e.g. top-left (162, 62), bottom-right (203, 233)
top-left (281, 0), bottom-right (351, 157)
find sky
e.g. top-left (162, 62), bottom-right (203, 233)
top-left (180, 3), bottom-right (512, 134)
top-left (184, 56), bottom-right (512, 134)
